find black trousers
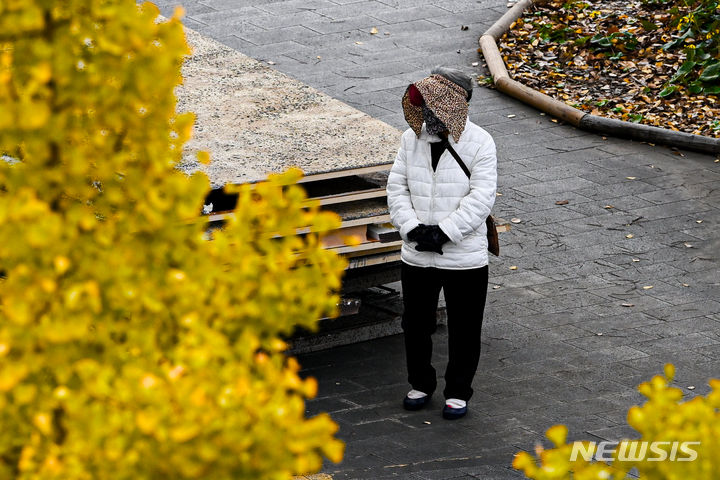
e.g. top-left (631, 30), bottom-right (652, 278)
top-left (401, 262), bottom-right (489, 401)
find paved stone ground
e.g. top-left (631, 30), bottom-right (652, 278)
top-left (150, 0), bottom-right (720, 478)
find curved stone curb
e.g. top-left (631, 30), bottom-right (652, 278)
top-left (479, 0), bottom-right (720, 154)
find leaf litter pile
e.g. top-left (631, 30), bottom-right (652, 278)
top-left (490, 0), bottom-right (720, 138)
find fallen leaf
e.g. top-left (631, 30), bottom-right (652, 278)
top-left (682, 283), bottom-right (689, 287)
top-left (370, 27), bottom-right (378, 35)
top-left (626, 234), bottom-right (634, 239)
top-left (684, 243), bottom-right (693, 248)
top-left (355, 41), bottom-right (364, 45)
top-left (642, 285), bottom-right (653, 290)
top-left (509, 266), bottom-right (518, 270)
top-left (621, 303), bottom-right (635, 307)
top-left (555, 200), bottom-right (569, 205)
top-left (604, 205), bottom-right (614, 209)
top-left (626, 176), bottom-right (637, 180)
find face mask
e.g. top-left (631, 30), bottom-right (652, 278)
top-left (422, 104), bottom-right (447, 136)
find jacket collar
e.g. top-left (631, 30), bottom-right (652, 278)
top-left (418, 118), bottom-right (470, 144)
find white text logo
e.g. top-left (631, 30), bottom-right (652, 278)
top-left (569, 441), bottom-right (700, 462)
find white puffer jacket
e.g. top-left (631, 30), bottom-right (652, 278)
top-left (386, 119), bottom-right (497, 270)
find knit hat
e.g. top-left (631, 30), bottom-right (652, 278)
top-left (432, 66), bottom-right (473, 100)
top-left (402, 68), bottom-right (472, 142)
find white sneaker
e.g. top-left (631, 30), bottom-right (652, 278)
top-left (445, 398), bottom-right (466, 409)
top-left (443, 398), bottom-right (468, 419)
top-left (407, 389), bottom-right (428, 400)
top-left (403, 389), bottom-right (431, 410)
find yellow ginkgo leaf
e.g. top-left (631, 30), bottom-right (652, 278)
top-left (545, 424), bottom-right (568, 447)
top-left (197, 151), bottom-right (211, 165)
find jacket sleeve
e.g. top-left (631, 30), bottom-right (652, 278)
top-left (386, 135), bottom-right (421, 241)
top-left (438, 138), bottom-right (497, 244)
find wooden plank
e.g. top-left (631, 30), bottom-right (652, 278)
top-left (327, 197), bottom-right (389, 222)
top-left (300, 172), bottom-right (384, 199)
top-left (310, 187), bottom-right (387, 206)
top-left (320, 224), bottom-right (368, 248)
top-left (367, 222), bottom-right (401, 243)
top-left (331, 240), bottom-right (403, 256)
top-left (297, 164), bottom-right (392, 184)
top-left (346, 251), bottom-right (402, 269)
top-left (202, 176), bottom-right (390, 222)
top-left (220, 163), bottom-right (392, 186)
top-left (338, 214), bottom-right (391, 229)
top-left (205, 211), bottom-right (235, 223)
top-left (200, 213), bottom-right (392, 233)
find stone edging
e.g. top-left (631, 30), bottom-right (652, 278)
top-left (479, 0), bottom-right (720, 154)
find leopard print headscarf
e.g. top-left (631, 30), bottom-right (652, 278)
top-left (402, 74), bottom-right (469, 143)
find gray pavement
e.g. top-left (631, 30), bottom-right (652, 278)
top-left (151, 0), bottom-right (720, 477)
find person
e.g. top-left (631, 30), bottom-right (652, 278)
top-left (386, 66), bottom-right (497, 420)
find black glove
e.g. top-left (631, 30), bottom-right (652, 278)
top-left (407, 224), bottom-right (427, 242)
top-left (415, 241), bottom-right (444, 255)
top-left (414, 225), bottom-right (449, 255)
top-left (427, 225), bottom-right (450, 245)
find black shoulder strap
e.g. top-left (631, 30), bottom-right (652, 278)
top-left (443, 139), bottom-right (471, 179)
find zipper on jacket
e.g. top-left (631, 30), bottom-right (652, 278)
top-left (430, 169), bottom-right (437, 268)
